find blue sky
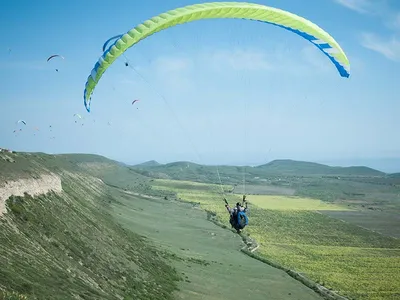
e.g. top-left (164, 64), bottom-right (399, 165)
top-left (1, 0), bottom-right (400, 171)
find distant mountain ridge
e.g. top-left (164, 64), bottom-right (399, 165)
top-left (255, 159), bottom-right (384, 176)
top-left (133, 159), bottom-right (386, 177)
top-left (134, 160), bottom-right (161, 167)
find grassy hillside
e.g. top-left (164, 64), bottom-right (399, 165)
top-left (1, 152), bottom-right (326, 300)
top-left (1, 170), bottom-right (179, 299)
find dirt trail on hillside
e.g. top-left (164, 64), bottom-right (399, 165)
top-left (0, 173), bottom-right (62, 216)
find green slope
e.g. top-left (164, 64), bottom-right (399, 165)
top-left (1, 152), bottom-right (325, 299)
top-left (1, 172), bottom-right (179, 299)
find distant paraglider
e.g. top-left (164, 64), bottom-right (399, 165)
top-left (73, 113), bottom-right (84, 126)
top-left (73, 113), bottom-right (83, 123)
top-left (132, 99), bottom-right (140, 109)
top-left (13, 120), bottom-right (25, 136)
top-left (47, 54), bottom-right (64, 72)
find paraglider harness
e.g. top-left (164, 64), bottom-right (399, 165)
top-left (224, 196), bottom-right (248, 231)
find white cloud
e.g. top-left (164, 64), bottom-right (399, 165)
top-left (334, 0), bottom-right (400, 33)
top-left (361, 33), bottom-right (400, 61)
top-left (333, 0), bottom-right (374, 14)
top-left (333, 0), bottom-right (391, 16)
top-left (334, 0), bottom-right (400, 62)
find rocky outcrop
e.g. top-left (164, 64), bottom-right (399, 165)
top-left (0, 173), bottom-right (62, 216)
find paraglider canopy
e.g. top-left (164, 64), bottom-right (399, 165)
top-left (83, 1), bottom-right (351, 112)
top-left (47, 55), bottom-right (64, 62)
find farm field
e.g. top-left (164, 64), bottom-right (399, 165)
top-left (233, 184), bottom-right (296, 196)
top-left (320, 210), bottom-right (400, 239)
top-left (152, 179), bottom-right (400, 300)
top-left (247, 195), bottom-right (350, 211)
